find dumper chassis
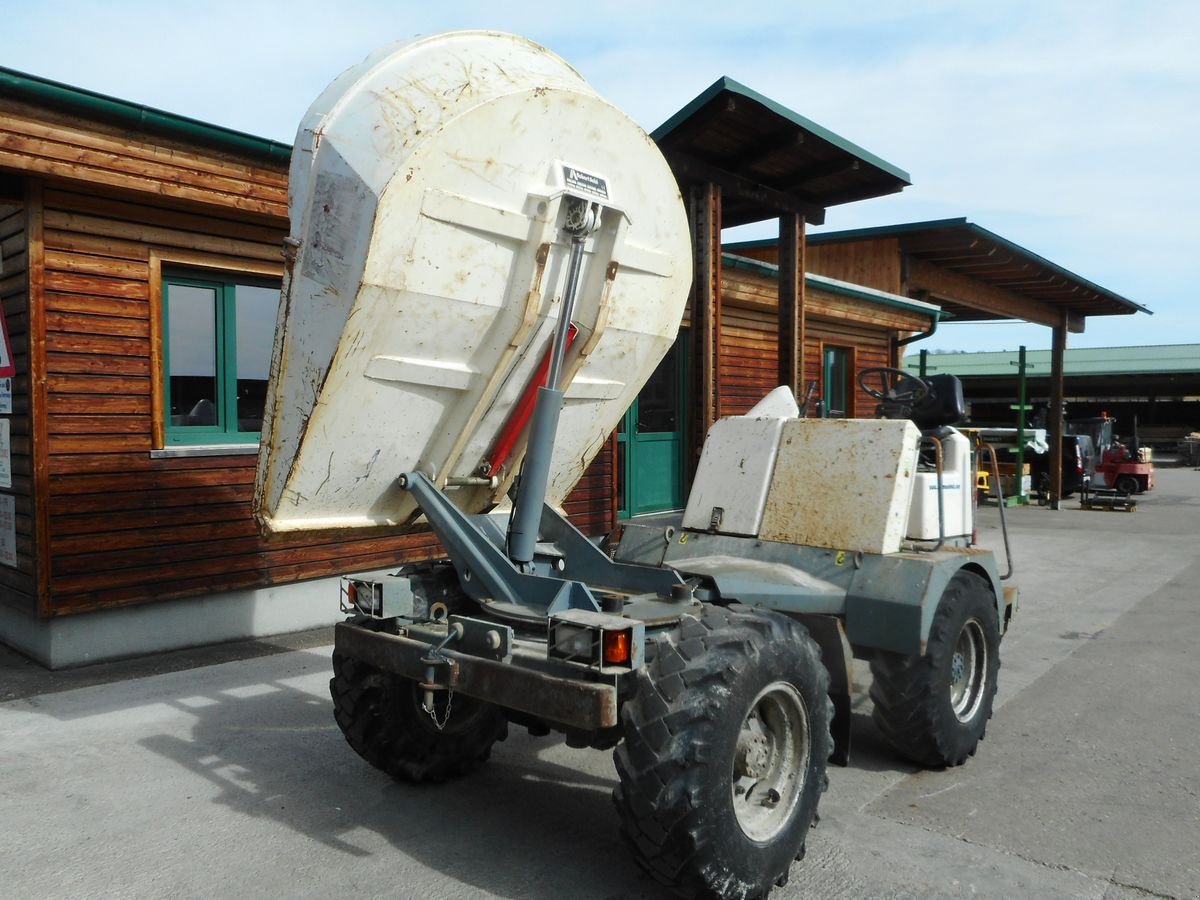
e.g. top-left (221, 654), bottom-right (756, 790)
top-left (254, 32), bottom-right (1018, 900)
top-left (329, 433), bottom-right (1015, 899)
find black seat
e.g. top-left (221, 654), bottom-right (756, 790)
top-left (909, 374), bottom-right (966, 431)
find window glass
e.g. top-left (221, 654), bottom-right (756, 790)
top-left (637, 341), bottom-right (680, 433)
top-left (163, 272), bottom-right (280, 445)
top-left (824, 346), bottom-right (849, 418)
top-left (234, 284), bottom-right (277, 433)
top-left (167, 284), bottom-right (219, 427)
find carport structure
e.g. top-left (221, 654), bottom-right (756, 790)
top-left (651, 77), bottom-right (911, 454)
top-left (730, 217), bottom-right (1151, 506)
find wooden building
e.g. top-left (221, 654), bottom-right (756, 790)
top-left (727, 219), bottom-right (1150, 503)
top-left (0, 69), bottom-right (932, 666)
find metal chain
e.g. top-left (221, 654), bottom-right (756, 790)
top-left (422, 688), bottom-right (454, 731)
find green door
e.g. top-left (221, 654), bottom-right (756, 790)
top-left (618, 335), bottom-right (687, 517)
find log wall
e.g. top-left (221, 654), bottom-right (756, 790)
top-left (0, 98), bottom-right (288, 221)
top-left (720, 269), bottom-right (917, 419)
top-left (26, 180), bottom-right (613, 616)
top-left (0, 185), bottom-right (36, 611)
top-left (806, 237), bottom-right (903, 294)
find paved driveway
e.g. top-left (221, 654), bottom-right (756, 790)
top-left (2, 469), bottom-right (1198, 899)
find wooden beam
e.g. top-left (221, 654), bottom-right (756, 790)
top-left (782, 158), bottom-right (858, 190)
top-left (778, 213), bottom-right (805, 398)
top-left (664, 149), bottom-right (826, 225)
top-left (907, 257), bottom-right (1085, 332)
top-left (689, 182), bottom-right (721, 477)
top-left (26, 180), bottom-right (52, 617)
top-left (722, 128), bottom-right (805, 173)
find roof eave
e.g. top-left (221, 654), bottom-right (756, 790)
top-left (0, 65), bottom-right (292, 164)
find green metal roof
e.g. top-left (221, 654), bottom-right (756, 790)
top-left (652, 77), bottom-right (911, 227)
top-left (0, 65), bottom-right (292, 163)
top-left (904, 345), bottom-right (1200, 377)
top-left (654, 77), bottom-right (911, 185)
top-left (723, 253), bottom-right (940, 320)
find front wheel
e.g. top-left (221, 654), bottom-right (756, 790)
top-left (869, 570), bottom-right (1001, 767)
top-left (1115, 474), bottom-right (1139, 495)
top-left (613, 605), bottom-right (832, 900)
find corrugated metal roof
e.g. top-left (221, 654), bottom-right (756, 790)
top-left (904, 345), bottom-right (1200, 377)
top-left (809, 218), bottom-right (1150, 319)
top-left (653, 77), bottom-right (911, 228)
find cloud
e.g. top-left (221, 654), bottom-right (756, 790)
top-left (2, 1), bottom-right (1195, 351)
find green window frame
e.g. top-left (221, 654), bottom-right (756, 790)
top-left (162, 271), bottom-right (278, 446)
top-left (822, 345), bottom-right (853, 419)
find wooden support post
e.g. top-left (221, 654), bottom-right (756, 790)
top-left (1048, 314), bottom-right (1068, 509)
top-left (26, 178), bottom-right (52, 615)
top-left (778, 213), bottom-right (806, 402)
top-left (688, 182), bottom-right (721, 478)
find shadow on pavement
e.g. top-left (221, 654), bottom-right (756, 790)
top-left (136, 661), bottom-right (673, 899)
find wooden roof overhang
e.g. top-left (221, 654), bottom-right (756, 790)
top-left (808, 218), bottom-right (1151, 333)
top-left (652, 77), bottom-right (911, 226)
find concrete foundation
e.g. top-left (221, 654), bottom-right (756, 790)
top-left (0, 577), bottom-right (344, 669)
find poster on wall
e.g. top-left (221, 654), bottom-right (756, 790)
top-left (0, 494), bottom-right (15, 568)
top-left (0, 419), bottom-right (9, 489)
top-left (0, 378), bottom-right (10, 414)
top-left (0, 306), bottom-right (14, 378)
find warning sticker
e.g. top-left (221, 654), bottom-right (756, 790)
top-left (562, 165), bottom-right (609, 201)
top-left (0, 419), bottom-right (9, 489)
top-left (0, 494), bottom-right (14, 568)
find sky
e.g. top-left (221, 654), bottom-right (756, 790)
top-left (3, 1), bottom-right (1197, 353)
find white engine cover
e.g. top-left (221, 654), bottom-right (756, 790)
top-left (682, 416), bottom-right (788, 537)
top-left (759, 419), bottom-right (920, 554)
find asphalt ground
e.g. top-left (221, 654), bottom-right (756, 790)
top-left (2, 465), bottom-right (1198, 899)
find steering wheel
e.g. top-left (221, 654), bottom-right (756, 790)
top-left (856, 367), bottom-right (931, 405)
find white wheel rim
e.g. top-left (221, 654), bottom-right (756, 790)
top-left (731, 681), bottom-right (810, 842)
top-left (950, 618), bottom-right (988, 723)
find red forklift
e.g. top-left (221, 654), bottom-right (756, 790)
top-left (1071, 414), bottom-right (1155, 497)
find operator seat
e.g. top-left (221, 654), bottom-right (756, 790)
top-left (909, 374), bottom-right (966, 433)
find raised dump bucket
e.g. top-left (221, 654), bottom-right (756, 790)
top-left (254, 31), bottom-right (692, 534)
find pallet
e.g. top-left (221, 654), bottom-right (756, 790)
top-left (1079, 487), bottom-right (1137, 512)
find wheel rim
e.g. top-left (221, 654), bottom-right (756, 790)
top-left (949, 618), bottom-right (988, 723)
top-left (731, 681), bottom-right (810, 842)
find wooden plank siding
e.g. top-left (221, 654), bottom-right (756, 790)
top-left (0, 191), bottom-right (37, 610)
top-left (805, 315), bottom-right (892, 419)
top-left (1, 100), bottom-right (916, 623)
top-left (0, 98), bottom-right (288, 221)
top-left (721, 268), bottom-right (923, 419)
top-left (806, 237), bottom-right (904, 295)
top-left (26, 179), bottom-right (613, 616)
top-left (719, 305), bottom-right (778, 417)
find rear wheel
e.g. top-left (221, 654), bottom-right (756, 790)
top-left (869, 570), bottom-right (1000, 768)
top-left (1115, 474), bottom-right (1139, 495)
top-left (330, 650), bottom-right (508, 782)
top-left (613, 605), bottom-right (831, 900)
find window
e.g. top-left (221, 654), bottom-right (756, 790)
top-left (162, 271), bottom-right (279, 445)
top-left (823, 345), bottom-right (853, 418)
